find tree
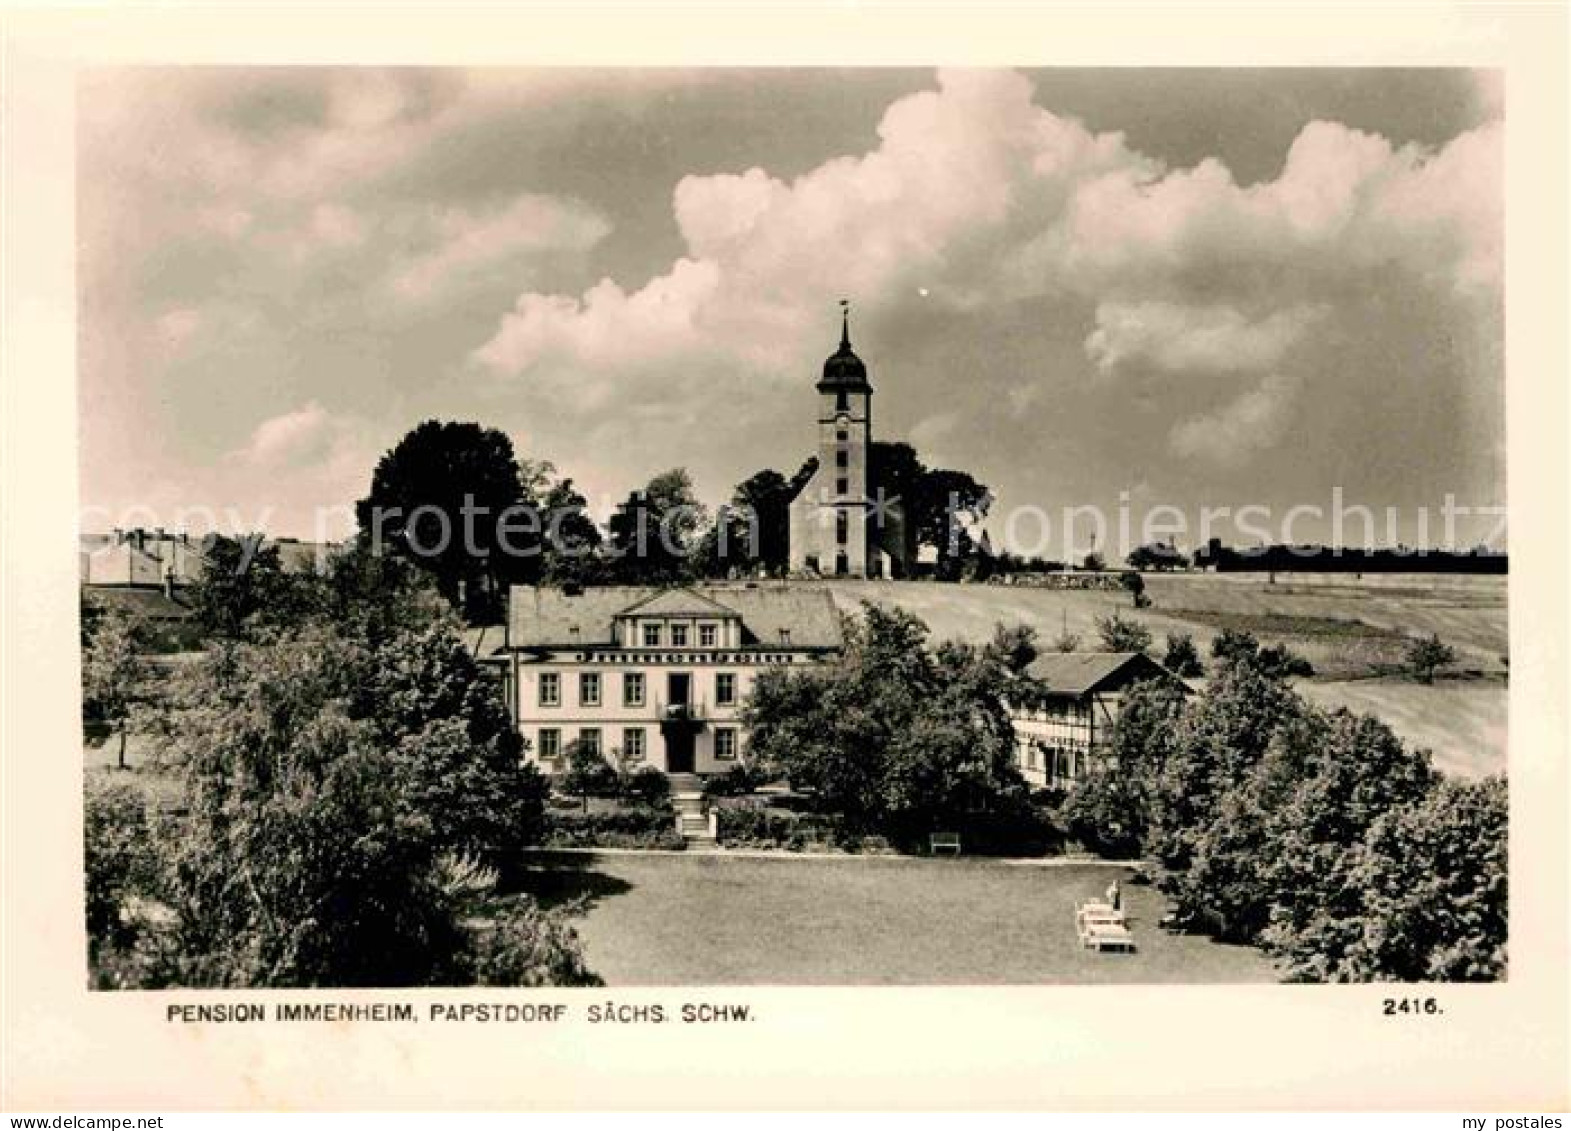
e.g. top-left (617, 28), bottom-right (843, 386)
top-left (1147, 657), bottom-right (1304, 874)
top-left (1121, 570), bottom-right (1150, 608)
top-left (1081, 552), bottom-right (1106, 572)
top-left (607, 468), bottom-right (708, 585)
top-left (1095, 611), bottom-right (1152, 655)
top-left (743, 604), bottom-right (1036, 848)
top-left (1164, 633), bottom-right (1204, 677)
top-left (1178, 706), bottom-right (1436, 943)
top-left (867, 442), bottom-right (992, 572)
top-left (188, 535), bottom-right (300, 640)
top-left (561, 739), bottom-right (618, 811)
top-left (536, 474), bottom-right (603, 585)
top-left (709, 468), bottom-right (795, 575)
top-left (1264, 777), bottom-right (1505, 982)
top-left (1050, 627), bottom-right (1082, 653)
top-left (142, 622), bottom-right (575, 988)
top-left (84, 775), bottom-right (158, 969)
top-left (1060, 678), bottom-right (1185, 858)
top-left (356, 420), bottom-right (531, 619)
top-left (1406, 633), bottom-right (1457, 684)
top-left (1210, 628), bottom-right (1313, 678)
top-left (82, 608), bottom-right (150, 769)
top-left (1127, 543), bottom-right (1190, 571)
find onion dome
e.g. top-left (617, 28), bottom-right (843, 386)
top-left (817, 304), bottom-right (872, 393)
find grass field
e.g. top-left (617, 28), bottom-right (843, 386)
top-left (521, 851), bottom-right (1275, 985)
top-left (821, 574), bottom-right (1508, 779)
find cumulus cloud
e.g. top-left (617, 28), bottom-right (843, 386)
top-left (1170, 372), bottom-right (1301, 465)
top-left (471, 67), bottom-right (1501, 448)
top-left (239, 402), bottom-right (337, 467)
top-left (389, 194), bottom-right (610, 304)
top-left (1085, 301), bottom-right (1328, 376)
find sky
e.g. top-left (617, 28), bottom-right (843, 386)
top-left (78, 67), bottom-right (1504, 556)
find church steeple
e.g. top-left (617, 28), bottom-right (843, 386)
top-left (819, 300), bottom-right (871, 393)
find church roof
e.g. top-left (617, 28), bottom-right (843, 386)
top-left (507, 584), bottom-right (844, 651)
top-left (817, 307), bottom-right (871, 393)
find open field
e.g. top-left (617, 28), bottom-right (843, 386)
top-left (822, 574), bottom-right (1508, 778)
top-left (522, 850), bottom-right (1275, 985)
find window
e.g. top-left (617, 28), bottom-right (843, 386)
top-left (538, 672), bottom-right (560, 707)
top-left (715, 727), bottom-right (738, 760)
top-left (699, 623), bottom-right (717, 648)
top-left (671, 623), bottom-right (689, 647)
top-left (623, 671), bottom-right (645, 707)
top-left (836, 477), bottom-right (849, 496)
top-left (538, 728), bottom-right (561, 763)
top-left (642, 622), bottom-right (661, 647)
top-left (579, 671), bottom-right (601, 707)
top-left (836, 510), bottom-right (849, 544)
top-left (835, 449), bottom-right (848, 468)
top-left (623, 727), bottom-right (645, 762)
top-left (715, 672), bottom-right (737, 706)
top-left (836, 428), bottom-right (848, 442)
top-left (579, 728), bottom-right (601, 757)
top-left (836, 390), bottom-right (849, 412)
top-left (778, 629), bottom-right (791, 646)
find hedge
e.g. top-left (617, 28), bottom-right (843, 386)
top-left (541, 807), bottom-right (685, 851)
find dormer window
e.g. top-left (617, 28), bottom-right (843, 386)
top-left (699, 623), bottom-right (717, 648)
top-left (671, 624), bottom-right (689, 647)
top-left (778, 628), bottom-right (791, 646)
top-left (642, 623), bottom-right (661, 647)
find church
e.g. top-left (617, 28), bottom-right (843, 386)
top-left (786, 308), bottom-right (911, 578)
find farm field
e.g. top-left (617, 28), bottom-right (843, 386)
top-left (822, 574), bottom-right (1508, 779)
top-left (525, 850), bottom-right (1275, 985)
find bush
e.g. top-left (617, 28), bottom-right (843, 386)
top-left (716, 807), bottom-right (851, 852)
top-left (542, 807), bottom-right (685, 851)
top-left (1163, 633), bottom-right (1205, 677)
top-left (1096, 611), bottom-right (1153, 654)
top-left (622, 766), bottom-right (671, 806)
top-left (702, 763), bottom-right (765, 799)
top-left (464, 897), bottom-right (604, 987)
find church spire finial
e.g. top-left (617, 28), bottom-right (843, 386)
top-left (839, 299), bottom-right (851, 350)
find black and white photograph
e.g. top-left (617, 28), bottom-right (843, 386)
top-left (4, 4), bottom-right (1568, 1113)
top-left (71, 63), bottom-right (1512, 991)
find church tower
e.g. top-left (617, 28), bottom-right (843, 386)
top-left (815, 303), bottom-right (873, 576)
top-left (788, 304), bottom-right (905, 578)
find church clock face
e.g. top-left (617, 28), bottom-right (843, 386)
top-left (836, 412), bottom-right (851, 427)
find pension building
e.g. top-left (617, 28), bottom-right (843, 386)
top-left (495, 584), bottom-right (844, 775)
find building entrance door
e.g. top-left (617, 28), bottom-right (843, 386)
top-left (665, 728), bottom-right (695, 774)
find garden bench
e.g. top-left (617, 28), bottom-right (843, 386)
top-left (929, 831), bottom-right (962, 856)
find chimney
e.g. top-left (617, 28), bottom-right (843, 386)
top-left (163, 564), bottom-right (176, 599)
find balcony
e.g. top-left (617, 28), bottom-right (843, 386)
top-left (656, 697), bottom-right (709, 724)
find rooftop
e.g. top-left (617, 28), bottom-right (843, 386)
top-left (507, 584), bottom-right (845, 651)
top-left (1024, 651), bottom-right (1186, 697)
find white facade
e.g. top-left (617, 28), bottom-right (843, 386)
top-left (501, 585), bottom-right (844, 776)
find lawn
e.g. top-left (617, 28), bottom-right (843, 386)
top-left (518, 851), bottom-right (1276, 985)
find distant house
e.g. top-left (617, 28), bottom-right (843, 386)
top-left (79, 529), bottom-right (208, 624)
top-left (497, 584), bottom-right (844, 776)
top-left (1009, 651), bottom-right (1190, 789)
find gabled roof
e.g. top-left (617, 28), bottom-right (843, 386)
top-left (81, 586), bottom-right (195, 621)
top-left (618, 587), bottom-right (739, 620)
top-left (1024, 651), bottom-right (1186, 697)
top-left (507, 584), bottom-right (844, 651)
